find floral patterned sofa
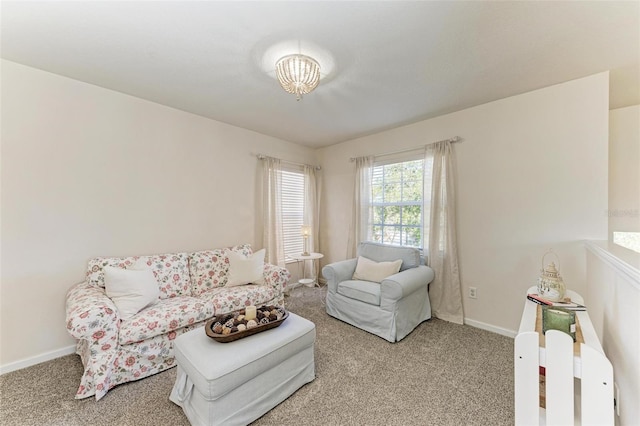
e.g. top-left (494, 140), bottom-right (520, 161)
top-left (65, 244), bottom-right (290, 400)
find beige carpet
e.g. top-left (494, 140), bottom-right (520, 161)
top-left (0, 286), bottom-right (515, 425)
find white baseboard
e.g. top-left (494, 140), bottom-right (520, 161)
top-left (464, 317), bottom-right (517, 338)
top-left (0, 344), bottom-right (77, 375)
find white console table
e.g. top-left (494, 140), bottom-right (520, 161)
top-left (514, 286), bottom-right (614, 425)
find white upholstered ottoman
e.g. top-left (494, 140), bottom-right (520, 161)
top-left (169, 312), bottom-right (316, 426)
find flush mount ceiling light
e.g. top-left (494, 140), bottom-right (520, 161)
top-left (275, 54), bottom-right (321, 101)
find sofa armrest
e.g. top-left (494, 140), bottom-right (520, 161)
top-left (322, 258), bottom-right (358, 294)
top-left (65, 281), bottom-right (120, 346)
top-left (263, 263), bottom-right (291, 295)
top-left (380, 265), bottom-right (435, 305)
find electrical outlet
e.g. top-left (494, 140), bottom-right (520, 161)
top-left (614, 382), bottom-right (620, 416)
top-left (469, 287), bottom-right (477, 299)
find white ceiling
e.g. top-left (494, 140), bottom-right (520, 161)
top-left (2, 1), bottom-right (639, 148)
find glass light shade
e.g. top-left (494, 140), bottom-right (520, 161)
top-left (301, 225), bottom-right (311, 256)
top-left (275, 54), bottom-right (320, 100)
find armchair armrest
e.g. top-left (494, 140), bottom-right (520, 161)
top-left (65, 281), bottom-right (120, 346)
top-left (322, 258), bottom-right (358, 293)
top-left (380, 265), bottom-right (435, 306)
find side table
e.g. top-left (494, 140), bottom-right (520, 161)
top-left (290, 253), bottom-right (324, 288)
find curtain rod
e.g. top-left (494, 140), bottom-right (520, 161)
top-left (257, 154), bottom-right (321, 170)
top-left (349, 136), bottom-right (461, 162)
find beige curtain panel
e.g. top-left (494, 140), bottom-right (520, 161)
top-left (347, 156), bottom-right (373, 258)
top-left (262, 156), bottom-right (285, 267)
top-left (425, 141), bottom-right (464, 324)
top-left (304, 164), bottom-right (319, 276)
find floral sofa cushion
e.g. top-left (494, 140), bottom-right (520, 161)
top-left (188, 244), bottom-right (253, 296)
top-left (202, 283), bottom-right (278, 314)
top-left (118, 296), bottom-right (215, 345)
top-left (188, 248), bottom-right (229, 294)
top-left (87, 253), bottom-right (190, 299)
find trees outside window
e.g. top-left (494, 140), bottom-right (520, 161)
top-left (370, 158), bottom-right (429, 249)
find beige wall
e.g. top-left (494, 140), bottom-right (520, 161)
top-left (609, 105), bottom-right (640, 236)
top-left (318, 72), bottom-right (609, 334)
top-left (0, 60), bottom-right (316, 368)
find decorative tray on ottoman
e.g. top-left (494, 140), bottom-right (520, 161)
top-left (205, 305), bottom-right (289, 343)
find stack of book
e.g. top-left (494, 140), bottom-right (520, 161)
top-left (526, 293), bottom-right (586, 311)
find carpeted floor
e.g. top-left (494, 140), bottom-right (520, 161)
top-left (0, 286), bottom-right (515, 425)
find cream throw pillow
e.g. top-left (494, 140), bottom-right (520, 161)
top-left (352, 256), bottom-right (403, 283)
top-left (104, 262), bottom-right (160, 320)
top-left (226, 249), bottom-right (266, 287)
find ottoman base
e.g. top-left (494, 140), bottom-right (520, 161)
top-left (170, 313), bottom-right (315, 426)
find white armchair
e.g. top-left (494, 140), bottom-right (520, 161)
top-left (322, 242), bottom-right (435, 342)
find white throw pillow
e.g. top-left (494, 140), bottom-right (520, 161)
top-left (352, 256), bottom-right (403, 283)
top-left (226, 249), bottom-right (266, 287)
top-left (104, 264), bottom-right (160, 320)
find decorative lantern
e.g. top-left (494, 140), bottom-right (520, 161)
top-left (537, 250), bottom-right (566, 302)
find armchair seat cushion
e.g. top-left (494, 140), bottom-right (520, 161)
top-left (119, 296), bottom-right (215, 345)
top-left (337, 280), bottom-right (381, 306)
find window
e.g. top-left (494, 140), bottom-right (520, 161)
top-left (369, 157), bottom-right (429, 249)
top-left (613, 231), bottom-right (640, 254)
top-left (281, 167), bottom-right (305, 261)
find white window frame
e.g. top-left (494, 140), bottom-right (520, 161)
top-left (280, 165), bottom-right (305, 262)
top-left (368, 153), bottom-right (428, 249)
